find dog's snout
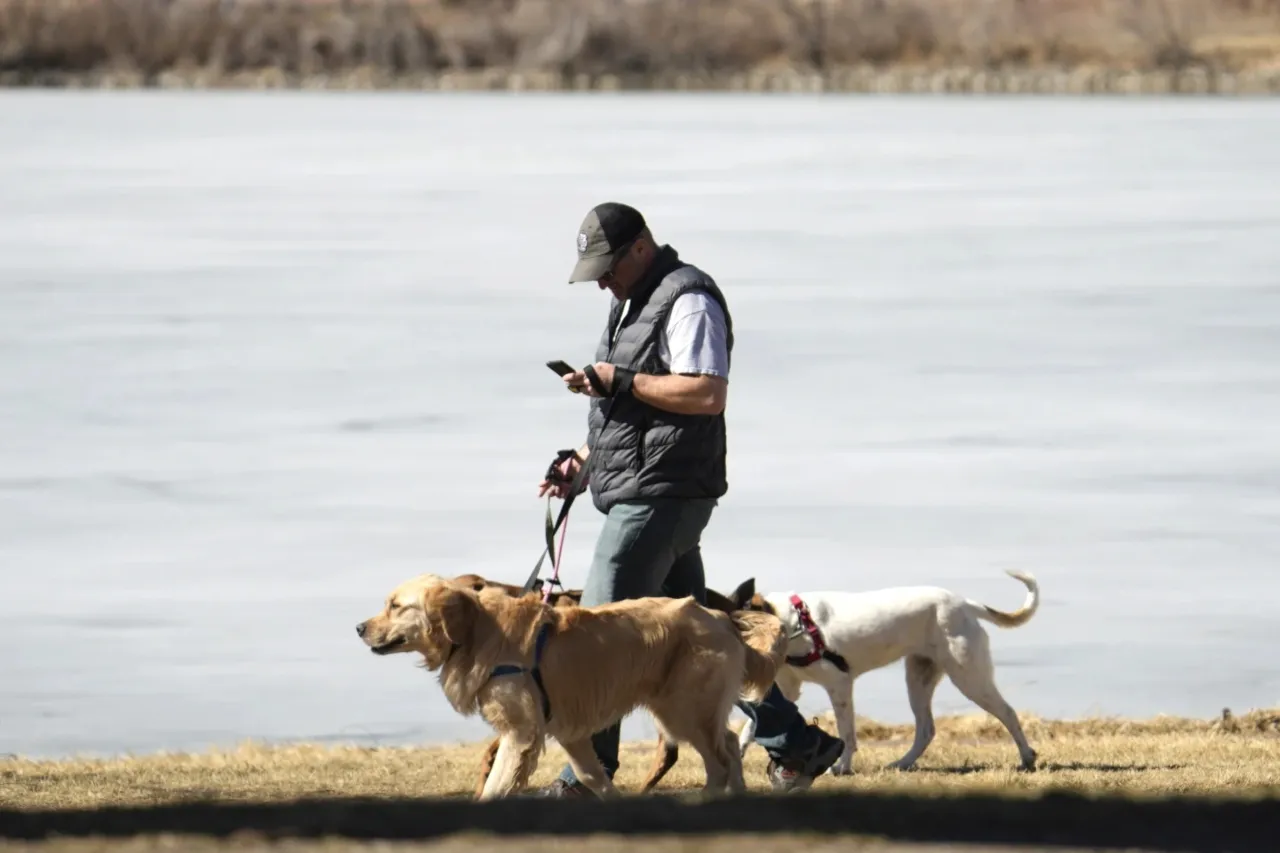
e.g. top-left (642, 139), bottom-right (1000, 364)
top-left (356, 622), bottom-right (367, 637)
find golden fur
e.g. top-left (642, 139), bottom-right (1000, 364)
top-left (455, 573), bottom-right (751, 797)
top-left (356, 573), bottom-right (787, 800)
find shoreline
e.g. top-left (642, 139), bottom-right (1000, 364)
top-left (4, 65), bottom-right (1280, 95)
top-left (3, 709), bottom-right (1277, 851)
top-left (5, 705), bottom-right (1277, 771)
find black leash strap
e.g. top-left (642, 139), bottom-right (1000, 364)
top-left (522, 451), bottom-right (592, 594)
top-left (522, 377), bottom-right (618, 595)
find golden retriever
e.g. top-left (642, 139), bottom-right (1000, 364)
top-left (356, 573), bottom-right (787, 800)
top-left (451, 572), bottom-right (748, 797)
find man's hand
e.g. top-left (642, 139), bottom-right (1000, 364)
top-left (537, 445), bottom-right (589, 499)
top-left (564, 362), bottom-right (615, 398)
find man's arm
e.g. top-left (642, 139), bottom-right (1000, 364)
top-left (631, 373), bottom-right (726, 416)
top-left (566, 290), bottom-right (730, 416)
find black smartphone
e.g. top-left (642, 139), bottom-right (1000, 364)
top-left (546, 360), bottom-right (576, 377)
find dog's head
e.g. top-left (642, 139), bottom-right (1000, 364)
top-left (356, 573), bottom-right (478, 668)
top-left (724, 578), bottom-right (779, 616)
top-left (453, 572), bottom-right (582, 610)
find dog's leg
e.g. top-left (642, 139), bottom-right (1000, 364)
top-left (735, 666), bottom-right (804, 761)
top-left (887, 655), bottom-right (944, 770)
top-left (737, 712), bottom-right (757, 758)
top-left (475, 736), bottom-right (502, 799)
top-left (678, 719), bottom-right (733, 796)
top-left (723, 728), bottom-right (746, 794)
top-left (478, 730), bottom-right (543, 800)
top-left (559, 737), bottom-right (620, 798)
top-left (649, 694), bottom-right (737, 798)
top-left (942, 631), bottom-right (1038, 771)
top-left (822, 672), bottom-right (857, 776)
top-left (640, 734), bottom-right (679, 794)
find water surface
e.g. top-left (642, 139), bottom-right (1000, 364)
top-left (2, 91), bottom-right (1278, 759)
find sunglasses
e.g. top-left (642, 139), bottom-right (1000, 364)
top-left (598, 238), bottom-right (638, 284)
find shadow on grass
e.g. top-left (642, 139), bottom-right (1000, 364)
top-left (2, 790), bottom-right (1279, 852)
top-left (910, 762), bottom-right (1186, 775)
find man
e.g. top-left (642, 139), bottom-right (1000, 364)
top-left (532, 201), bottom-right (844, 797)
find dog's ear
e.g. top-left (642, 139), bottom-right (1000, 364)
top-left (703, 587), bottom-right (736, 614)
top-left (728, 578), bottom-right (756, 609)
top-left (423, 585), bottom-right (477, 646)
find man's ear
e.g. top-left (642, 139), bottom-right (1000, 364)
top-left (729, 578), bottom-right (756, 609)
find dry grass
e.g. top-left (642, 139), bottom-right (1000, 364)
top-left (4, 707), bottom-right (1279, 811)
top-left (1, 0), bottom-right (1279, 86)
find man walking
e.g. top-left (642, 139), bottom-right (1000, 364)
top-left (533, 201), bottom-right (843, 796)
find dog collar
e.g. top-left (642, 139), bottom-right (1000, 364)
top-left (787, 594), bottom-right (850, 674)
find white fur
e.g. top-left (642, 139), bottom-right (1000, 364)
top-left (738, 570), bottom-right (1041, 774)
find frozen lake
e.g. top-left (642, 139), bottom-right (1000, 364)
top-left (2, 91), bottom-right (1278, 760)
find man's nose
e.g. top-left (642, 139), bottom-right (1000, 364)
top-left (355, 622), bottom-right (367, 637)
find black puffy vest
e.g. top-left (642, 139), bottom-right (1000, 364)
top-left (585, 245), bottom-right (735, 514)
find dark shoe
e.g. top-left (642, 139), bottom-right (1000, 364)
top-left (524, 778), bottom-right (599, 799)
top-left (767, 727), bottom-right (844, 793)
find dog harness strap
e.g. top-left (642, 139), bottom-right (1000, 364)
top-left (488, 622), bottom-right (554, 722)
top-left (529, 622), bottom-right (552, 721)
top-left (786, 594), bottom-right (851, 674)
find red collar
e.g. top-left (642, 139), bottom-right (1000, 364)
top-left (788, 593), bottom-right (828, 666)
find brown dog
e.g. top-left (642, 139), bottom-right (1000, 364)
top-left (356, 573), bottom-right (786, 800)
top-left (453, 573), bottom-right (747, 796)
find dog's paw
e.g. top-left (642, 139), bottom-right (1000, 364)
top-left (829, 763), bottom-right (854, 777)
top-left (884, 759), bottom-right (917, 772)
top-left (1018, 751), bottom-right (1039, 773)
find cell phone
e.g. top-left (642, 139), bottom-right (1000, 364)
top-left (546, 360), bottom-right (576, 377)
top-left (546, 359), bottom-right (584, 394)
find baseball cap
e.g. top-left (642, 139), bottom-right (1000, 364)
top-left (568, 202), bottom-right (646, 283)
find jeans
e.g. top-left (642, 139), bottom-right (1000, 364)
top-left (556, 497), bottom-right (818, 786)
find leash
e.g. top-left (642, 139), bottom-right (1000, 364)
top-left (522, 364), bottom-right (616, 599)
top-left (522, 453), bottom-right (589, 598)
top-left (544, 500), bottom-right (571, 604)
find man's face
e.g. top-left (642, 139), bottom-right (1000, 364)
top-left (596, 239), bottom-right (643, 300)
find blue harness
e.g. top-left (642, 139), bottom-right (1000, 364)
top-left (489, 622), bottom-right (554, 722)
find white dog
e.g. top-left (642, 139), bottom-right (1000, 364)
top-left (726, 570), bottom-right (1040, 775)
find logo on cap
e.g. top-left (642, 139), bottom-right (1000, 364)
top-left (576, 231), bottom-right (589, 255)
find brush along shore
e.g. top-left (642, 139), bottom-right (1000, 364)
top-left (2, 0), bottom-right (1280, 94)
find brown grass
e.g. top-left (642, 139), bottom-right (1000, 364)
top-left (1, 0), bottom-right (1279, 87)
top-left (4, 707), bottom-right (1279, 811)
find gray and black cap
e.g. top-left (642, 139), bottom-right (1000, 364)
top-left (569, 202), bottom-right (646, 283)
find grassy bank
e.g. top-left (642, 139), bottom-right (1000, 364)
top-left (4, 707), bottom-right (1279, 810)
top-left (2, 0), bottom-right (1280, 93)
top-left (3, 709), bottom-right (1279, 852)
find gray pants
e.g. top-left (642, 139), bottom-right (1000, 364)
top-left (556, 497), bottom-right (716, 785)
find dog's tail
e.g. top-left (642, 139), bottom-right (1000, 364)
top-left (973, 570), bottom-right (1040, 628)
top-left (729, 610), bottom-right (788, 703)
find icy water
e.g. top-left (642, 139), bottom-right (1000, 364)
top-left (2, 91), bottom-right (1278, 760)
